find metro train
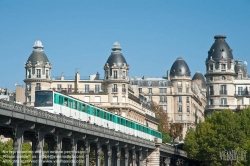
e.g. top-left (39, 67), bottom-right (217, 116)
top-left (34, 90), bottom-right (162, 142)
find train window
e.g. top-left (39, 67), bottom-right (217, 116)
top-left (81, 104), bottom-right (85, 112)
top-left (104, 112), bottom-right (106, 119)
top-left (110, 115), bottom-right (112, 121)
top-left (59, 96), bottom-right (63, 105)
top-left (74, 101), bottom-right (77, 109)
top-left (93, 108), bottom-right (96, 116)
top-left (117, 117), bottom-right (120, 124)
top-left (64, 98), bottom-right (68, 107)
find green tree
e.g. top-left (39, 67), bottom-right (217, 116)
top-left (184, 109), bottom-right (250, 166)
top-left (0, 139), bottom-right (13, 166)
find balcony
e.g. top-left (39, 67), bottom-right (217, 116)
top-left (220, 90), bottom-right (227, 95)
top-left (112, 88), bottom-right (118, 93)
top-left (235, 91), bottom-right (250, 96)
top-left (50, 88), bottom-right (103, 94)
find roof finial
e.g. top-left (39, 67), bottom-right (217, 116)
top-left (111, 42), bottom-right (122, 52)
top-left (33, 40), bottom-right (44, 50)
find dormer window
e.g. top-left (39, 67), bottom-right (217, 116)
top-left (221, 64), bottom-right (226, 70)
top-left (46, 70), bottom-right (49, 78)
top-left (210, 64), bottom-right (213, 70)
top-left (36, 69), bottom-right (41, 78)
top-left (114, 71), bottom-right (117, 79)
top-left (105, 71), bottom-right (108, 79)
top-left (238, 74), bottom-right (242, 79)
top-left (27, 69), bottom-right (31, 78)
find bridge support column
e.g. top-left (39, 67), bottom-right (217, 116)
top-left (139, 150), bottom-right (143, 166)
top-left (132, 149), bottom-right (136, 166)
top-left (12, 122), bottom-right (35, 166)
top-left (34, 127), bottom-right (55, 166)
top-left (116, 146), bottom-right (121, 166)
top-left (84, 140), bottom-right (90, 166)
top-left (124, 148), bottom-right (129, 166)
top-left (54, 133), bottom-right (63, 166)
top-left (107, 144), bottom-right (112, 166)
top-left (95, 142), bottom-right (102, 166)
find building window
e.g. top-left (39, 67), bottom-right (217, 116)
top-left (178, 88), bottom-right (182, 93)
top-left (36, 83), bottom-right (41, 90)
top-left (222, 76), bottom-right (226, 80)
top-left (221, 98), bottom-right (227, 105)
top-left (221, 64), bottom-right (226, 70)
top-left (177, 82), bottom-right (182, 87)
top-left (238, 87), bottom-right (243, 95)
top-left (186, 82), bottom-right (189, 87)
top-left (187, 106), bottom-right (190, 113)
top-left (139, 88), bottom-right (142, 93)
top-left (186, 97), bottom-right (190, 103)
top-left (148, 96), bottom-right (152, 102)
top-left (187, 115), bottom-right (190, 120)
top-left (160, 96), bottom-right (167, 103)
top-left (159, 88), bottom-right (167, 94)
top-left (46, 70), bottom-right (49, 78)
top-left (186, 88), bottom-right (189, 93)
top-left (105, 71), bottom-right (108, 79)
top-left (114, 71), bottom-right (117, 79)
top-left (178, 115), bottom-right (182, 121)
top-left (148, 88), bottom-right (152, 94)
top-left (95, 85), bottom-right (100, 93)
top-left (209, 86), bottom-right (214, 95)
top-left (178, 96), bottom-right (182, 103)
top-left (122, 84), bottom-right (126, 93)
top-left (113, 84), bottom-right (118, 92)
top-left (85, 85), bottom-right (89, 93)
top-left (57, 84), bottom-right (62, 91)
top-left (36, 69), bottom-right (41, 78)
top-left (210, 64), bottom-right (213, 70)
top-left (122, 71), bottom-right (126, 79)
top-left (210, 77), bottom-right (213, 81)
top-left (27, 69), bottom-right (31, 78)
top-left (220, 85), bottom-right (227, 94)
top-left (68, 84), bottom-right (72, 93)
top-left (209, 99), bottom-right (214, 105)
top-left (178, 105), bottom-right (182, 112)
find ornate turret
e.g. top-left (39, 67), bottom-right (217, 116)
top-left (24, 40), bottom-right (52, 106)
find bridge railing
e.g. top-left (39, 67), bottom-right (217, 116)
top-left (160, 143), bottom-right (187, 157)
top-left (0, 99), bottom-right (155, 148)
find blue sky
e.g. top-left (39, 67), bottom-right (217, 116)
top-left (1, 0), bottom-right (250, 90)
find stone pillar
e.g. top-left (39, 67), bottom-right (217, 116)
top-left (12, 122), bottom-right (35, 166)
top-left (132, 149), bottom-right (136, 166)
top-left (96, 142), bottom-right (102, 166)
top-left (107, 144), bottom-right (112, 166)
top-left (139, 150), bottom-right (143, 166)
top-left (54, 135), bottom-right (63, 166)
top-left (71, 138), bottom-right (77, 166)
top-left (124, 148), bottom-right (129, 166)
top-left (84, 140), bottom-right (90, 166)
top-left (117, 147), bottom-right (121, 166)
top-left (34, 127), bottom-right (55, 166)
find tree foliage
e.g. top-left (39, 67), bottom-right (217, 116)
top-left (150, 102), bottom-right (171, 143)
top-left (169, 123), bottom-right (184, 142)
top-left (184, 109), bottom-right (250, 166)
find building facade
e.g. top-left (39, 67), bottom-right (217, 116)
top-left (205, 35), bottom-right (250, 115)
top-left (23, 40), bottom-right (207, 140)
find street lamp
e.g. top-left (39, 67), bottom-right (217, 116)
top-left (164, 157), bottom-right (171, 166)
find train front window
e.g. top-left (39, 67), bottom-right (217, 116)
top-left (35, 91), bottom-right (53, 107)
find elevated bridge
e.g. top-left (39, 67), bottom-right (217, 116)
top-left (0, 99), bottom-right (198, 166)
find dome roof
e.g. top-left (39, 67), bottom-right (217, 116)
top-left (106, 42), bottom-right (127, 68)
top-left (207, 35), bottom-right (233, 69)
top-left (170, 57), bottom-right (191, 77)
top-left (192, 71), bottom-right (206, 88)
top-left (27, 40), bottom-right (50, 66)
top-left (235, 60), bottom-right (246, 77)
